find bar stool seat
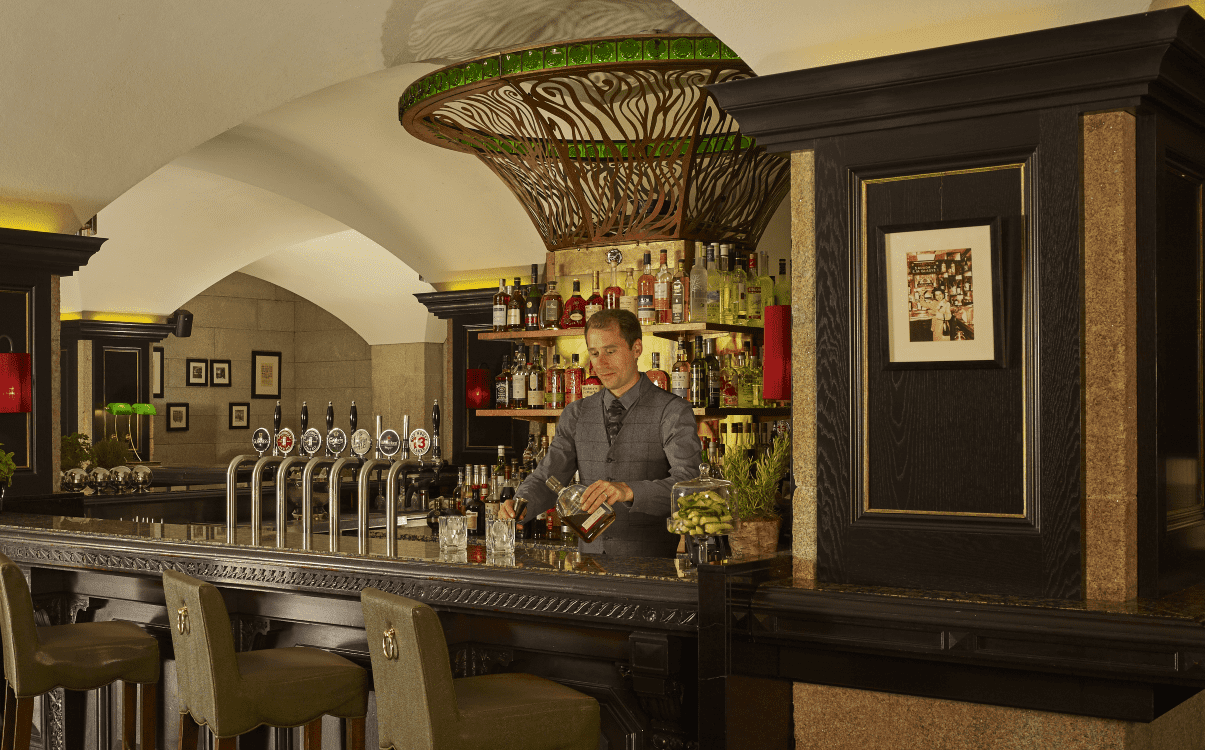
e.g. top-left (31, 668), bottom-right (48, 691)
top-left (0, 553), bottom-right (159, 750)
top-left (162, 569), bottom-right (367, 749)
top-left (362, 587), bottom-right (599, 750)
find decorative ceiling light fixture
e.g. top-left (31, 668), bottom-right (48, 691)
top-left (0, 336), bottom-right (31, 414)
top-left (400, 34), bottom-right (789, 251)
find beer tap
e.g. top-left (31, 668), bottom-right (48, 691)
top-left (226, 411), bottom-right (275, 544)
top-left (325, 401), bottom-right (335, 457)
top-left (327, 402), bottom-right (362, 553)
top-left (274, 402), bottom-right (314, 550)
top-left (430, 400), bottom-right (442, 469)
top-left (272, 401), bottom-right (281, 456)
top-left (250, 401), bottom-right (291, 547)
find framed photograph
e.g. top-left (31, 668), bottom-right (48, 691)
top-left (185, 358), bottom-right (208, 386)
top-left (251, 350), bottom-right (281, 399)
top-left (877, 217), bottom-right (1004, 369)
top-left (229, 402), bottom-right (251, 430)
top-left (210, 359), bottom-right (232, 387)
top-left (151, 346), bottom-right (164, 398)
top-left (166, 403), bottom-right (189, 431)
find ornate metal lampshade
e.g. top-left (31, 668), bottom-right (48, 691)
top-left (465, 368), bottom-right (492, 409)
top-left (0, 353), bottom-right (31, 414)
top-left (400, 34), bottom-right (789, 251)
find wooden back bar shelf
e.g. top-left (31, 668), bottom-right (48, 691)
top-left (477, 320), bottom-right (763, 343)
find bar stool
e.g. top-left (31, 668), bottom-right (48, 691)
top-left (0, 552), bottom-right (159, 750)
top-left (162, 570), bottom-right (367, 750)
top-left (361, 587), bottom-right (600, 750)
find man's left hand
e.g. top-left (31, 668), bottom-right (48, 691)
top-left (580, 480), bottom-right (633, 513)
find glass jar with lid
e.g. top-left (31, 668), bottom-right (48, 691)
top-left (667, 463), bottom-right (736, 565)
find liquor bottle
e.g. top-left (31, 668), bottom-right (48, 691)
top-left (546, 353), bottom-right (566, 408)
top-left (452, 467), bottom-right (466, 515)
top-left (749, 344), bottom-right (764, 407)
top-left (689, 336), bottom-right (708, 408)
top-left (582, 361), bottom-right (603, 398)
top-left (525, 265), bottom-right (542, 330)
top-left (746, 254), bottom-right (764, 327)
top-left (620, 267), bottom-right (639, 316)
top-left (499, 463), bottom-right (516, 519)
top-left (706, 244), bottom-right (725, 324)
top-left (774, 259), bottom-right (791, 308)
top-left (604, 260), bottom-right (623, 310)
top-left (535, 436), bottom-right (549, 465)
top-left (510, 348), bottom-right (528, 409)
top-left (721, 353), bottom-right (740, 408)
top-left (654, 249), bottom-right (672, 324)
top-left (705, 338), bottom-right (722, 409)
top-left (737, 351), bottom-right (756, 408)
top-left (545, 475), bottom-right (616, 543)
top-left (647, 352), bottom-right (669, 390)
top-left (492, 278), bottom-right (509, 332)
top-left (690, 247), bottom-right (708, 323)
top-left (731, 257), bottom-right (748, 325)
top-left (585, 270), bottom-right (604, 321)
top-left (561, 279), bottom-right (587, 328)
top-left (526, 345), bottom-right (546, 409)
top-left (540, 281), bottom-right (564, 330)
top-left (466, 466), bottom-right (485, 537)
top-left (495, 355), bottom-right (511, 409)
top-left (756, 256), bottom-right (773, 316)
top-left (564, 353), bottom-right (584, 404)
top-left (670, 336), bottom-right (691, 400)
top-left (637, 252), bottom-right (656, 325)
top-left (718, 244), bottom-right (733, 324)
top-left (494, 445), bottom-right (507, 482)
top-left (670, 259), bottom-right (688, 324)
top-left (507, 277), bottom-right (525, 331)
top-left (522, 435), bottom-right (536, 472)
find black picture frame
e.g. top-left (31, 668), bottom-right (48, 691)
top-left (151, 346), bottom-right (164, 398)
top-left (210, 359), bottom-right (232, 387)
top-left (165, 402), bottom-right (189, 431)
top-left (876, 216), bottom-right (1006, 370)
top-left (185, 358), bottom-right (209, 386)
top-left (228, 401), bottom-right (250, 430)
top-left (251, 350), bottom-right (281, 399)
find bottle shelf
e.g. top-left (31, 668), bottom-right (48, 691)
top-left (475, 406), bottom-right (789, 423)
top-left (476, 321), bottom-right (763, 344)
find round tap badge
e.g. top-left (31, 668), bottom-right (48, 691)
top-left (408, 428), bottom-right (431, 457)
top-left (326, 428), bottom-right (348, 456)
top-left (378, 429), bottom-right (401, 458)
top-left (300, 428), bottom-right (323, 456)
top-left (251, 428), bottom-right (272, 454)
top-left (350, 428), bottom-right (373, 458)
top-left (275, 428), bottom-right (295, 456)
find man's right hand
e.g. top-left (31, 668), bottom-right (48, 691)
top-left (502, 497), bottom-right (525, 521)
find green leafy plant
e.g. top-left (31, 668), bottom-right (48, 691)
top-left (61, 432), bottom-right (93, 471)
top-left (0, 444), bottom-right (16, 487)
top-left (721, 434), bottom-right (791, 521)
top-left (91, 437), bottom-right (130, 470)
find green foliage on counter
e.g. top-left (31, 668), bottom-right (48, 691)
top-left (722, 434), bottom-right (790, 521)
top-left (0, 444), bottom-right (14, 487)
top-left (91, 437), bottom-right (129, 469)
top-left (61, 432), bottom-right (93, 470)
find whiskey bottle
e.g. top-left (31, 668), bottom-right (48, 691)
top-left (654, 249), bottom-right (672, 324)
top-left (545, 475), bottom-right (616, 543)
top-left (526, 345), bottom-right (546, 409)
top-left (604, 261), bottom-right (623, 310)
top-left (671, 336), bottom-right (691, 400)
top-left (647, 352), bottom-right (669, 390)
top-left (585, 270), bottom-right (604, 321)
top-left (582, 361), bottom-right (603, 398)
top-left (494, 355), bottom-right (511, 408)
top-left (492, 278), bottom-right (510, 332)
top-left (546, 353), bottom-right (566, 409)
top-left (561, 279), bottom-right (586, 328)
top-left (689, 335), bottom-right (708, 408)
top-left (540, 282), bottom-right (564, 330)
top-left (466, 466), bottom-right (485, 537)
top-left (670, 259), bottom-right (688, 324)
top-left (525, 265), bottom-right (542, 330)
top-left (637, 252), bottom-right (656, 325)
top-left (564, 353), bottom-right (584, 404)
top-left (507, 277), bottom-right (525, 331)
top-left (510, 348), bottom-right (528, 409)
top-left (619, 267), bottom-right (639, 316)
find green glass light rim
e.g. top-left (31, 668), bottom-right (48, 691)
top-left (105, 402), bottom-right (134, 415)
top-left (400, 35), bottom-right (742, 115)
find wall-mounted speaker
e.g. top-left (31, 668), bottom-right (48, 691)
top-left (171, 309), bottom-right (193, 338)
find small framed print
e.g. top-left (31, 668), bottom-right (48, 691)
top-left (166, 403), bottom-right (189, 431)
top-left (210, 359), bottom-right (232, 387)
top-left (877, 217), bottom-right (1005, 369)
top-left (229, 402), bottom-right (250, 430)
top-left (151, 347), bottom-right (164, 398)
top-left (186, 358), bottom-right (208, 386)
top-left (251, 350), bottom-right (281, 399)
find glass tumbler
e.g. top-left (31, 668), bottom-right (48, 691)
top-left (438, 515), bottom-right (468, 550)
top-left (487, 517), bottom-right (516, 553)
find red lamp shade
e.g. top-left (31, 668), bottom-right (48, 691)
top-left (0, 353), bottom-right (32, 414)
top-left (466, 368), bottom-right (492, 409)
top-left (762, 305), bottom-right (792, 401)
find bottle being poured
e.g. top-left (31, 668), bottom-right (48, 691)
top-left (544, 474), bottom-right (617, 543)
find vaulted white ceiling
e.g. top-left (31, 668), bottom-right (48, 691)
top-left (2, 0), bottom-right (1170, 344)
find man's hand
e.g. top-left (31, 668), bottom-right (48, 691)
top-left (580, 480), bottom-right (633, 513)
top-left (501, 497), bottom-right (523, 520)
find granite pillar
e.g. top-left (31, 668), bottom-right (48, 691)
top-left (790, 150), bottom-right (817, 581)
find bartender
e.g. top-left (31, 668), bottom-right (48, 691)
top-left (502, 308), bottom-right (700, 557)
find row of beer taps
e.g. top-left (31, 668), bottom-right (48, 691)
top-left (225, 398), bottom-right (445, 557)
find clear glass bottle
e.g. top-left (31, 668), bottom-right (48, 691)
top-left (535, 436), bottom-right (549, 465)
top-left (546, 353), bottom-right (566, 408)
top-left (527, 345), bottom-right (546, 409)
top-left (522, 434), bottom-right (536, 472)
top-left (561, 278), bottom-right (587, 328)
top-left (707, 244), bottom-right (725, 324)
top-left (507, 277), bottom-right (525, 331)
top-left (604, 259), bottom-right (623, 310)
top-left (721, 353), bottom-right (740, 408)
top-left (540, 282), bottom-right (563, 330)
top-left (510, 348), bottom-right (528, 409)
top-left (492, 278), bottom-right (509, 332)
top-left (564, 353), bottom-right (584, 404)
top-left (690, 247), bottom-right (708, 323)
top-left (655, 249), bottom-right (672, 324)
top-left (494, 354), bottom-right (511, 409)
top-left (746, 254), bottom-right (763, 327)
top-left (585, 270), bottom-right (604, 321)
top-left (619, 267), bottom-right (638, 316)
top-left (671, 336), bottom-right (691, 401)
top-left (756, 256), bottom-right (773, 318)
top-left (736, 351), bottom-right (755, 408)
top-left (671, 259), bottom-right (688, 324)
top-left (774, 258), bottom-right (791, 309)
top-left (731, 257), bottom-right (748, 325)
top-left (718, 245), bottom-right (733, 324)
top-left (647, 352), bottom-right (669, 390)
top-left (637, 251), bottom-right (656, 326)
top-left (545, 475), bottom-right (616, 543)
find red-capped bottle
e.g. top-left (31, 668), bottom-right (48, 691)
top-left (647, 352), bottom-right (669, 390)
top-left (585, 270), bottom-right (604, 322)
top-left (561, 278), bottom-right (587, 328)
top-left (582, 361), bottom-right (603, 398)
top-left (564, 353), bottom-right (584, 404)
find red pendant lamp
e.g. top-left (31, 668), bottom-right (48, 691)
top-left (465, 364), bottom-right (492, 409)
top-left (0, 336), bottom-right (32, 414)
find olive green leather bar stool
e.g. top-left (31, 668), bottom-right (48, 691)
top-left (0, 553), bottom-right (160, 750)
top-left (162, 570), bottom-right (367, 750)
top-left (361, 587), bottom-right (600, 750)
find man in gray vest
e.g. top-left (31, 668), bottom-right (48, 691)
top-left (503, 309), bottom-right (700, 558)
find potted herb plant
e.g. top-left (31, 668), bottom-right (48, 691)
top-left (61, 432), bottom-right (93, 471)
top-left (0, 443), bottom-right (16, 503)
top-left (720, 432), bottom-right (791, 557)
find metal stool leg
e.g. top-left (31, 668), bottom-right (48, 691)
top-left (176, 712), bottom-right (198, 750)
top-left (345, 716), bottom-right (365, 750)
top-left (139, 683), bottom-right (156, 750)
top-left (302, 718), bottom-right (322, 750)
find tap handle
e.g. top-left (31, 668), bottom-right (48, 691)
top-left (431, 400), bottom-right (440, 435)
top-left (350, 401), bottom-right (358, 432)
top-left (326, 401), bottom-right (334, 432)
top-left (301, 401), bottom-right (308, 432)
top-left (273, 401), bottom-right (281, 433)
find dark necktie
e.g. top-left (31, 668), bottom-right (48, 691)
top-left (606, 399), bottom-right (626, 444)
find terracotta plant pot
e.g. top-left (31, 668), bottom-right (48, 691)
top-left (728, 517), bottom-right (781, 558)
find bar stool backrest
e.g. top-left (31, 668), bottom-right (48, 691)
top-left (361, 588), bottom-right (460, 750)
top-left (162, 569), bottom-right (242, 731)
top-left (0, 553), bottom-right (41, 695)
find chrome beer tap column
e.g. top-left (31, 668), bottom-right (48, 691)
top-left (225, 421), bottom-right (271, 544)
top-left (274, 401), bottom-right (314, 549)
top-left (249, 400), bottom-right (293, 546)
top-left (326, 402), bottom-right (360, 553)
top-left (354, 411), bottom-right (396, 555)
